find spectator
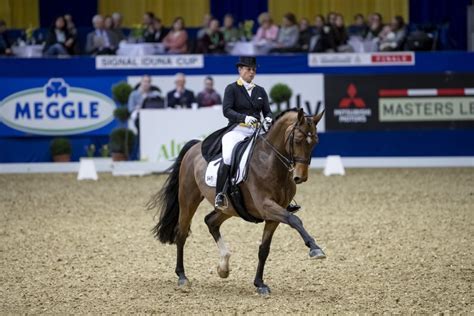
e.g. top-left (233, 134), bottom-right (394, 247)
top-left (327, 12), bottom-right (337, 27)
top-left (197, 14), bottom-right (213, 39)
top-left (0, 20), bottom-right (12, 56)
top-left (197, 19), bottom-right (225, 54)
top-left (297, 18), bottom-right (313, 51)
top-left (143, 12), bottom-right (155, 29)
top-left (104, 15), bottom-right (121, 48)
top-left (309, 15), bottom-right (336, 52)
top-left (270, 12), bottom-right (299, 53)
top-left (63, 14), bottom-right (79, 54)
top-left (163, 17), bottom-right (188, 53)
top-left (254, 12), bottom-right (279, 44)
top-left (197, 76), bottom-right (222, 108)
top-left (334, 14), bottom-right (353, 52)
top-left (43, 16), bottom-right (75, 56)
top-left (127, 75), bottom-right (162, 131)
top-left (111, 12), bottom-right (126, 42)
top-left (144, 17), bottom-right (167, 43)
top-left (221, 14), bottom-right (240, 43)
top-left (167, 73), bottom-right (195, 109)
top-left (366, 13), bottom-right (384, 40)
top-left (379, 15), bottom-right (406, 51)
top-left (85, 14), bottom-right (116, 55)
top-left (348, 14), bottom-right (368, 37)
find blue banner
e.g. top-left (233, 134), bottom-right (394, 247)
top-left (0, 76), bottom-right (125, 137)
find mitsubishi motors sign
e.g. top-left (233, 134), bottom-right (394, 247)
top-left (324, 73), bottom-right (474, 131)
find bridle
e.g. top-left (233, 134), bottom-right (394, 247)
top-left (260, 116), bottom-right (316, 172)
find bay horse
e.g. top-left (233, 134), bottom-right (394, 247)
top-left (148, 108), bottom-right (326, 295)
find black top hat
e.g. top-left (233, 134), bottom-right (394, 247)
top-left (236, 56), bottom-right (257, 68)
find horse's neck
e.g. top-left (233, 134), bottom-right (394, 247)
top-left (263, 119), bottom-right (289, 154)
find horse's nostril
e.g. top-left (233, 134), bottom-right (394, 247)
top-left (294, 177), bottom-right (301, 183)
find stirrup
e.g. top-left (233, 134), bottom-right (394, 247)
top-left (215, 193), bottom-right (228, 210)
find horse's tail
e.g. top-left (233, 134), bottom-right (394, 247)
top-left (147, 139), bottom-right (200, 244)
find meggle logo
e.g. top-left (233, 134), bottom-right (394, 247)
top-left (0, 78), bottom-right (115, 135)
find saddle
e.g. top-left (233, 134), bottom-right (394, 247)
top-left (204, 127), bottom-right (263, 223)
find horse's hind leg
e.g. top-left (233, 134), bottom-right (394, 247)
top-left (204, 210), bottom-right (231, 278)
top-left (175, 175), bottom-right (203, 286)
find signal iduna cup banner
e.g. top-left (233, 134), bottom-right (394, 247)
top-left (0, 77), bottom-right (122, 137)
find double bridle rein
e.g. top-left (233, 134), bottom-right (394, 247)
top-left (260, 117), bottom-right (315, 172)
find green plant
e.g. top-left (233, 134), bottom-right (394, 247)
top-left (113, 106), bottom-right (130, 123)
top-left (109, 128), bottom-right (135, 155)
top-left (50, 138), bottom-right (72, 157)
top-left (111, 81), bottom-right (133, 106)
top-left (270, 83), bottom-right (293, 112)
top-left (85, 144), bottom-right (96, 157)
top-left (100, 144), bottom-right (110, 157)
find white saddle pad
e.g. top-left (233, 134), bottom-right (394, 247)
top-left (205, 137), bottom-right (255, 187)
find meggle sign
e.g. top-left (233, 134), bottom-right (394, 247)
top-left (0, 78), bottom-right (115, 135)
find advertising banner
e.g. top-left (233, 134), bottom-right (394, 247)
top-left (96, 55), bottom-right (204, 69)
top-left (308, 52), bottom-right (415, 67)
top-left (128, 73), bottom-right (325, 131)
top-left (324, 74), bottom-right (474, 131)
top-left (139, 108), bottom-right (227, 162)
top-left (0, 77), bottom-right (123, 137)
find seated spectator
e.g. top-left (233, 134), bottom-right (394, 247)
top-left (366, 13), bottom-right (384, 40)
top-left (167, 73), bottom-right (195, 109)
top-left (197, 14), bottom-right (213, 39)
top-left (297, 18), bottom-right (313, 51)
top-left (197, 76), bottom-right (222, 108)
top-left (379, 15), bottom-right (406, 51)
top-left (309, 15), bottom-right (336, 52)
top-left (128, 75), bottom-right (162, 131)
top-left (0, 20), bottom-right (12, 56)
top-left (163, 17), bottom-right (188, 53)
top-left (348, 14), bottom-right (368, 37)
top-left (143, 12), bottom-right (155, 29)
top-left (111, 12), bottom-right (126, 42)
top-left (270, 13), bottom-right (299, 53)
top-left (327, 12), bottom-right (337, 27)
top-left (253, 12), bottom-right (279, 45)
top-left (43, 16), bottom-right (75, 56)
top-left (104, 15), bottom-right (120, 48)
top-left (64, 14), bottom-right (79, 54)
top-left (85, 14), bottom-right (116, 55)
top-left (334, 14), bottom-right (353, 52)
top-left (221, 14), bottom-right (240, 43)
top-left (197, 19), bottom-right (225, 54)
top-left (144, 17), bottom-right (167, 43)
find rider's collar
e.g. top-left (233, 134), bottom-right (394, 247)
top-left (237, 77), bottom-right (255, 90)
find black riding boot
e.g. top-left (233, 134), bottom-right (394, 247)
top-left (215, 163), bottom-right (230, 209)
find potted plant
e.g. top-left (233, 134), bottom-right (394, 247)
top-left (111, 81), bottom-right (134, 160)
top-left (270, 83), bottom-right (293, 113)
top-left (109, 128), bottom-right (136, 161)
top-left (50, 137), bottom-right (72, 162)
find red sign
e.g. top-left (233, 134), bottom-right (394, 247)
top-left (371, 53), bottom-right (413, 64)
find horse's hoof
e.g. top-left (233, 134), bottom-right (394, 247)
top-left (309, 248), bottom-right (326, 259)
top-left (217, 266), bottom-right (230, 278)
top-left (177, 278), bottom-right (191, 287)
top-left (257, 286), bottom-right (271, 295)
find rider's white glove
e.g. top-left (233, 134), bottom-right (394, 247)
top-left (263, 117), bottom-right (273, 130)
top-left (244, 116), bottom-right (258, 125)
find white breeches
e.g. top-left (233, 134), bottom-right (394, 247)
top-left (222, 125), bottom-right (254, 165)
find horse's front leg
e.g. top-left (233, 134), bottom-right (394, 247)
top-left (254, 220), bottom-right (279, 295)
top-left (262, 199), bottom-right (326, 259)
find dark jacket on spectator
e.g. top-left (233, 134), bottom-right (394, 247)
top-left (198, 31), bottom-right (225, 53)
top-left (167, 89), bottom-right (195, 108)
top-left (144, 27), bottom-right (167, 43)
top-left (44, 28), bottom-right (75, 54)
top-left (298, 27), bottom-right (313, 51)
top-left (0, 32), bottom-right (11, 55)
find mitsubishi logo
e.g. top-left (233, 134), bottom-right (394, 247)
top-left (339, 83), bottom-right (366, 108)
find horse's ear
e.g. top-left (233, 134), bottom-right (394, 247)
top-left (313, 110), bottom-right (325, 125)
top-left (297, 108), bottom-right (305, 123)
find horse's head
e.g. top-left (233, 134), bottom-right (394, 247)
top-left (284, 108), bottom-right (324, 184)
